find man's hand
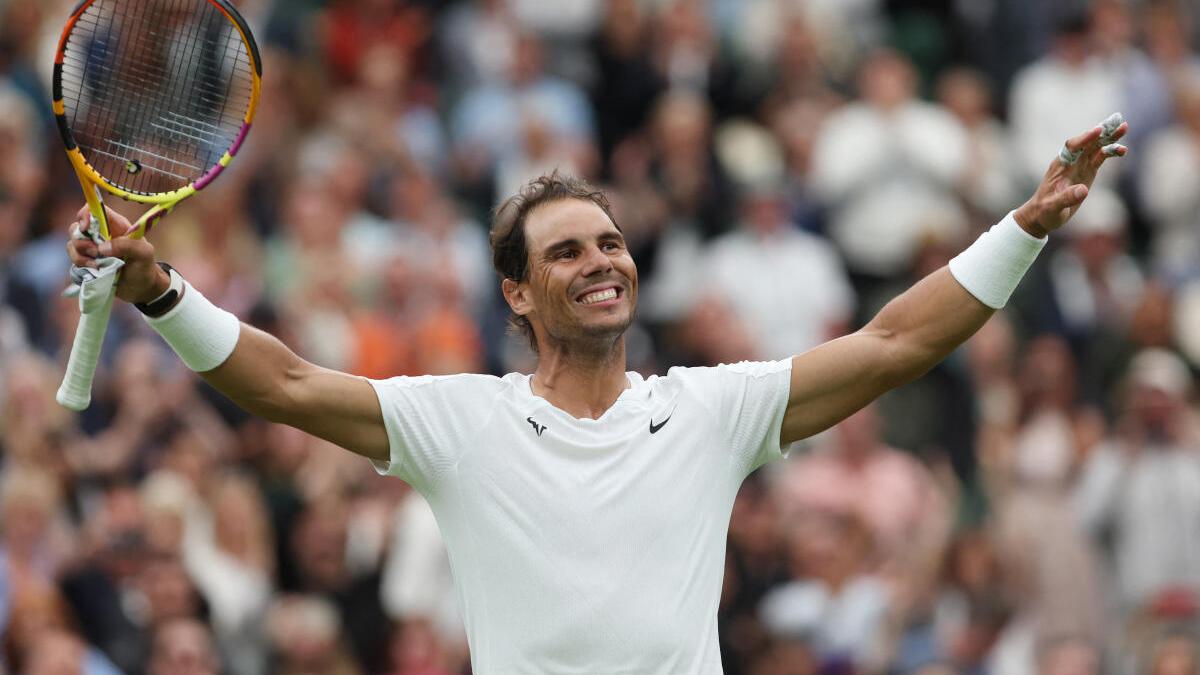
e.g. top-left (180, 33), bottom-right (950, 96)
top-left (1014, 114), bottom-right (1129, 238)
top-left (66, 206), bottom-right (169, 305)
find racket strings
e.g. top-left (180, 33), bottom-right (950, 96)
top-left (71, 3), bottom-right (251, 176)
top-left (59, 0), bottom-right (254, 194)
top-left (68, 3), bottom-right (252, 138)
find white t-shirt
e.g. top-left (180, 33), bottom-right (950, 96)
top-left (368, 360), bottom-right (793, 674)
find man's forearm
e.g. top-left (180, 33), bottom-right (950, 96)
top-left (863, 267), bottom-right (995, 387)
top-left (199, 322), bottom-right (308, 422)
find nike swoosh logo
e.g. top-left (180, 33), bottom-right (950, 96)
top-left (649, 407), bottom-right (676, 434)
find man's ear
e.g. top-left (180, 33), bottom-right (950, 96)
top-left (502, 278), bottom-right (532, 317)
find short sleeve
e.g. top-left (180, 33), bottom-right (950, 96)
top-left (716, 360), bottom-right (794, 474)
top-left (366, 374), bottom-right (502, 493)
top-left (670, 360), bottom-right (793, 476)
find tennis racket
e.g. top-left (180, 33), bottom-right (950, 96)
top-left (53, 0), bottom-right (262, 411)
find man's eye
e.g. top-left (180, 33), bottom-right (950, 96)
top-left (557, 250), bottom-right (577, 259)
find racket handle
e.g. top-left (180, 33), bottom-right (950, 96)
top-left (56, 281), bottom-right (117, 411)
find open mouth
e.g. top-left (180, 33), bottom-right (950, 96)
top-left (576, 286), bottom-right (622, 306)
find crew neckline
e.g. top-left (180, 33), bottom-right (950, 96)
top-left (520, 371), bottom-right (647, 423)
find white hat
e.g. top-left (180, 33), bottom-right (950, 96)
top-left (1068, 187), bottom-right (1128, 237)
top-left (1128, 348), bottom-right (1193, 397)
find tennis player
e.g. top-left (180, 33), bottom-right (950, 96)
top-left (67, 118), bottom-right (1127, 673)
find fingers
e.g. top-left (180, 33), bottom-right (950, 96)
top-left (1058, 114), bottom-right (1129, 166)
top-left (1049, 184), bottom-right (1090, 215)
top-left (1102, 143), bottom-right (1128, 158)
top-left (1064, 125), bottom-right (1104, 154)
top-left (67, 237), bottom-right (100, 268)
top-left (97, 233), bottom-right (155, 265)
top-left (66, 204), bottom-right (144, 268)
top-left (104, 206), bottom-right (134, 238)
top-left (1096, 119), bottom-right (1129, 159)
top-left (1099, 113), bottom-right (1126, 144)
top-left (1058, 127), bottom-right (1101, 166)
top-left (71, 205), bottom-right (135, 238)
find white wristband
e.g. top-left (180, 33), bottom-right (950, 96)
top-left (143, 281), bottom-right (240, 372)
top-left (948, 211), bottom-right (1047, 309)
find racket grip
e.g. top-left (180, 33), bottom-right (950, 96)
top-left (56, 282), bottom-right (117, 411)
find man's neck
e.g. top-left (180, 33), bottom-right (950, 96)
top-left (531, 340), bottom-right (629, 420)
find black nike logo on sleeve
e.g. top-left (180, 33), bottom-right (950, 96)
top-left (649, 407), bottom-right (675, 434)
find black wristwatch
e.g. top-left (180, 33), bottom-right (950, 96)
top-left (135, 262), bottom-right (184, 317)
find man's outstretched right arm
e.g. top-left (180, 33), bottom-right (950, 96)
top-left (66, 206), bottom-right (390, 462)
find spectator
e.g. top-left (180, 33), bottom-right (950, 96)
top-left (1034, 635), bottom-right (1101, 675)
top-left (980, 335), bottom-right (1106, 672)
top-left (1140, 71), bottom-right (1200, 281)
top-left (810, 48), bottom-right (969, 279)
top-left (589, 0), bottom-right (664, 167)
top-left (1091, 0), bottom-right (1174, 147)
top-left (266, 594), bottom-right (363, 675)
top-left (321, 0), bottom-right (430, 87)
top-left (23, 628), bottom-right (122, 675)
top-left (384, 618), bottom-right (458, 675)
top-left (182, 472), bottom-right (274, 675)
top-left (1014, 188), bottom-right (1144, 404)
top-left (936, 68), bottom-right (1022, 221)
top-left (380, 487), bottom-right (462, 653)
top-left (1140, 629), bottom-right (1200, 675)
top-left (703, 181), bottom-right (855, 359)
top-left (58, 483), bottom-right (152, 673)
top-left (772, 406), bottom-right (949, 570)
top-left (148, 618), bottom-right (221, 675)
top-left (449, 31), bottom-right (595, 201)
top-left (1076, 349), bottom-right (1200, 617)
top-left (759, 509), bottom-right (890, 670)
top-left (1009, 12), bottom-right (1122, 186)
top-left (290, 496), bottom-right (390, 671)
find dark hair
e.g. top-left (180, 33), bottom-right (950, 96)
top-left (490, 171), bottom-right (620, 352)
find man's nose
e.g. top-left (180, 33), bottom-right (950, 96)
top-left (581, 245), bottom-right (613, 275)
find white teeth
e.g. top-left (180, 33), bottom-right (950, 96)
top-left (579, 288), bottom-right (618, 305)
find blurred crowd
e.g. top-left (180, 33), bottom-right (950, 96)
top-left (3, 0), bottom-right (1200, 673)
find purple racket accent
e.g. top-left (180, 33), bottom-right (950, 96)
top-left (194, 123), bottom-right (251, 191)
top-left (144, 210), bottom-right (168, 235)
top-left (194, 163), bottom-right (226, 191)
top-left (230, 123), bottom-right (251, 157)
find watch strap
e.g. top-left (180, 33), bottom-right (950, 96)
top-left (135, 262), bottom-right (184, 317)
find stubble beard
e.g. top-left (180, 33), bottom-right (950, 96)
top-left (541, 304), bottom-right (634, 360)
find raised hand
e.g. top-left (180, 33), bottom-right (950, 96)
top-left (1014, 113), bottom-right (1129, 237)
top-left (66, 205), bottom-right (168, 304)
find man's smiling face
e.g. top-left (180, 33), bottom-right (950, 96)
top-left (506, 198), bottom-right (638, 350)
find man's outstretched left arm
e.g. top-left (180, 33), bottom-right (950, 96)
top-left (780, 117), bottom-right (1128, 444)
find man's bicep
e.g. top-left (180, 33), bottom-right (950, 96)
top-left (780, 331), bottom-right (895, 444)
top-left (199, 324), bottom-right (390, 461)
top-left (287, 367), bottom-right (390, 461)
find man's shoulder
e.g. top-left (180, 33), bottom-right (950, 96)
top-left (369, 372), bottom-right (516, 401)
top-left (659, 360), bottom-right (793, 390)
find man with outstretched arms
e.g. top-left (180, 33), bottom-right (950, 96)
top-left (67, 118), bottom-right (1127, 673)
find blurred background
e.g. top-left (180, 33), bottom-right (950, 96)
top-left (2, 0), bottom-right (1200, 673)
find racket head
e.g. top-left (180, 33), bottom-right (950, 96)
top-left (52, 0), bottom-right (262, 229)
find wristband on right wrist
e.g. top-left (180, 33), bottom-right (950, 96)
top-left (143, 280), bottom-right (241, 372)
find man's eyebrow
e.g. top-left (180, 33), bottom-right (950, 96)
top-left (542, 231), bottom-right (625, 255)
top-left (542, 237), bottom-right (582, 254)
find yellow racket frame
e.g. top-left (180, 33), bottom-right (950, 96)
top-left (52, 0), bottom-right (262, 240)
